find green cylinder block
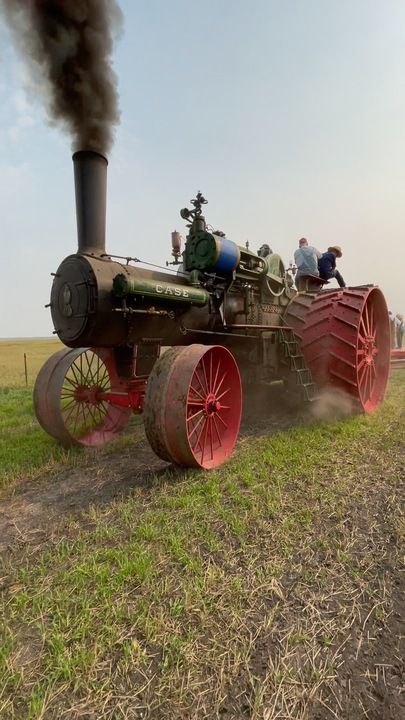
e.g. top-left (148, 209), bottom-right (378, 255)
top-left (185, 231), bottom-right (218, 271)
top-left (113, 273), bottom-right (209, 306)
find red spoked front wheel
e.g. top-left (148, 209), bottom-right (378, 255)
top-left (144, 345), bottom-right (242, 468)
top-left (34, 348), bottom-right (132, 447)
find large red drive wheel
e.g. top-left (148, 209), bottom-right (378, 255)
top-left (144, 345), bottom-right (242, 469)
top-left (34, 348), bottom-right (132, 447)
top-left (284, 286), bottom-right (390, 412)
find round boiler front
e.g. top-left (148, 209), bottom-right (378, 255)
top-left (49, 254), bottom-right (129, 348)
top-left (50, 255), bottom-right (97, 343)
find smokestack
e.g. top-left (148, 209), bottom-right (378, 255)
top-left (73, 150), bottom-right (107, 256)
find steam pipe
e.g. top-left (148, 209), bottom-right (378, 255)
top-left (73, 150), bottom-right (108, 256)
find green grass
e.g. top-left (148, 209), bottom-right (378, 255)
top-left (0, 339), bottom-right (70, 486)
top-left (0, 373), bottom-right (404, 718)
top-left (0, 338), bottom-right (63, 388)
top-left (0, 406), bottom-right (144, 491)
top-left (0, 387), bottom-right (75, 484)
top-left (0, 384), bottom-right (144, 489)
top-left (0, 339), bottom-right (143, 488)
top-left (0, 339), bottom-right (404, 717)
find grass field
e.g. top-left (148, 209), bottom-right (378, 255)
top-left (0, 339), bottom-right (64, 388)
top-left (0, 339), bottom-right (404, 719)
top-left (0, 339), bottom-right (143, 488)
top-left (0, 339), bottom-right (74, 486)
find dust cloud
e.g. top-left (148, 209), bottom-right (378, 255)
top-left (311, 387), bottom-right (355, 421)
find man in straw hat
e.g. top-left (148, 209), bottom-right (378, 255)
top-left (318, 245), bottom-right (346, 288)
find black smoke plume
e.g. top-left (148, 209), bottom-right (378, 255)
top-left (1, 0), bottom-right (122, 154)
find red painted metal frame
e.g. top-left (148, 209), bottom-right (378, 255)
top-left (391, 348), bottom-right (405, 369)
top-left (97, 379), bottom-right (146, 411)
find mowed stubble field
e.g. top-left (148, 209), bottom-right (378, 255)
top-left (0, 338), bottom-right (404, 720)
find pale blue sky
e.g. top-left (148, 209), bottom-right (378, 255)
top-left (0, 0), bottom-right (404, 337)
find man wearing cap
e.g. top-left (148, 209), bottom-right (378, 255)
top-left (318, 246), bottom-right (346, 288)
top-left (294, 237), bottom-right (322, 291)
top-left (258, 244), bottom-right (273, 258)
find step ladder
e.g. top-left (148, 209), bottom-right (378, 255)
top-left (279, 328), bottom-right (319, 402)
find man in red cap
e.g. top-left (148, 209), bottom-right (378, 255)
top-left (318, 246), bottom-right (346, 287)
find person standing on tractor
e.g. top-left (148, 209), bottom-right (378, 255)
top-left (389, 311), bottom-right (396, 348)
top-left (318, 246), bottom-right (346, 288)
top-left (294, 237), bottom-right (322, 291)
top-left (395, 313), bottom-right (404, 348)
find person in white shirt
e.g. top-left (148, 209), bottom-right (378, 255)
top-left (395, 313), bottom-right (404, 349)
top-left (294, 237), bottom-right (322, 291)
top-left (389, 311), bottom-right (396, 348)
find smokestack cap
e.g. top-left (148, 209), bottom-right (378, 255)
top-left (72, 149), bottom-right (108, 164)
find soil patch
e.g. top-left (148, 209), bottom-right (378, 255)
top-left (0, 436), bottom-right (168, 554)
top-left (0, 386), bottom-right (299, 555)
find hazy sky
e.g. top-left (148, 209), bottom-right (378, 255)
top-left (0, 0), bottom-right (404, 338)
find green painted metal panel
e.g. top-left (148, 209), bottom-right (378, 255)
top-left (113, 273), bottom-right (208, 306)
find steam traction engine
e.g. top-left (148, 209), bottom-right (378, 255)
top-left (34, 151), bottom-right (391, 468)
